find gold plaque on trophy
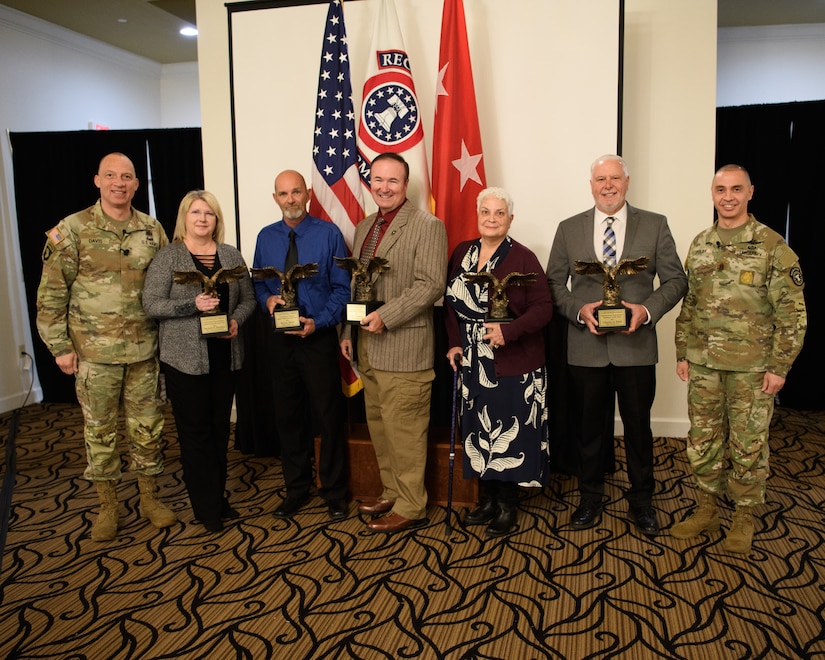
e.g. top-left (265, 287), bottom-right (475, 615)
top-left (574, 256), bottom-right (650, 332)
top-left (172, 265), bottom-right (249, 337)
top-left (251, 263), bottom-right (319, 332)
top-left (334, 256), bottom-right (389, 325)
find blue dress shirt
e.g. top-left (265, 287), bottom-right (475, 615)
top-left (252, 214), bottom-right (351, 330)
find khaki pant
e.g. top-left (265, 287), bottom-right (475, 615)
top-left (359, 332), bottom-right (433, 520)
top-left (75, 358), bottom-right (164, 480)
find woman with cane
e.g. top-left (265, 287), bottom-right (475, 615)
top-left (444, 187), bottom-right (553, 537)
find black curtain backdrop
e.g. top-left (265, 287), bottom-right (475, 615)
top-left (11, 129), bottom-right (204, 404)
top-left (716, 101), bottom-right (822, 410)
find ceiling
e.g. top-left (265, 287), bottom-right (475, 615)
top-left (0, 0), bottom-right (198, 64)
top-left (2, 0), bottom-right (825, 64)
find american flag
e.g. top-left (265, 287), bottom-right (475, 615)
top-left (309, 0), bottom-right (365, 251)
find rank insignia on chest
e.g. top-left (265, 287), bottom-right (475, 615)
top-left (739, 270), bottom-right (755, 285)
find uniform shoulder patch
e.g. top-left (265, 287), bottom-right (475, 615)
top-left (46, 226), bottom-right (65, 246)
top-left (790, 266), bottom-right (804, 287)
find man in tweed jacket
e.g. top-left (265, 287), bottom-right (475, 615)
top-left (341, 153), bottom-right (448, 534)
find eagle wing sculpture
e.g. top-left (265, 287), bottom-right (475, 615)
top-left (333, 256), bottom-right (361, 274)
top-left (574, 256), bottom-right (650, 306)
top-left (173, 264), bottom-right (249, 297)
top-left (464, 271), bottom-right (536, 319)
top-left (250, 263), bottom-right (318, 308)
top-left (334, 256), bottom-right (389, 302)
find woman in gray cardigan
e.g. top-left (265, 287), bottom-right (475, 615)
top-left (144, 190), bottom-right (256, 533)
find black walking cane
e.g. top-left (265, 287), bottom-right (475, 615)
top-left (445, 353), bottom-right (460, 536)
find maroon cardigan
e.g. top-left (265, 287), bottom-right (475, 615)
top-left (445, 238), bottom-right (553, 377)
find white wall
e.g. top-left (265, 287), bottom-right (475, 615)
top-left (0, 3), bottom-right (200, 413)
top-left (718, 23), bottom-right (825, 107)
top-left (197, 0), bottom-right (718, 437)
top-left (225, 0), bottom-right (620, 265)
top-left (622, 0), bottom-right (717, 437)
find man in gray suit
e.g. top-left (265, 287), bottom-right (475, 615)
top-left (341, 152), bottom-right (448, 534)
top-left (546, 154), bottom-right (686, 536)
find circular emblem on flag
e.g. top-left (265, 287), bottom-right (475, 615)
top-left (359, 75), bottom-right (424, 152)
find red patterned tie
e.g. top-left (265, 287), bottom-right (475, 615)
top-left (360, 217), bottom-right (385, 266)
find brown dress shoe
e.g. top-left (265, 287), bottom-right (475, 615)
top-left (357, 497), bottom-right (394, 515)
top-left (367, 512), bottom-right (425, 534)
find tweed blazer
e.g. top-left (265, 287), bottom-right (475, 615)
top-left (545, 203), bottom-right (687, 367)
top-left (343, 200), bottom-right (448, 372)
top-left (143, 242), bottom-right (256, 375)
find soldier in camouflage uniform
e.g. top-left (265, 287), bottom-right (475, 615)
top-left (673, 164), bottom-right (807, 554)
top-left (36, 152), bottom-right (177, 542)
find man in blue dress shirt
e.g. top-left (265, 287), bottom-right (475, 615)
top-left (252, 170), bottom-right (352, 520)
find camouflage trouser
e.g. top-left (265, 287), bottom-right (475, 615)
top-left (75, 358), bottom-right (165, 481)
top-left (686, 363), bottom-right (772, 506)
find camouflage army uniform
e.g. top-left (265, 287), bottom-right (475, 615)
top-left (36, 200), bottom-right (169, 481)
top-left (675, 214), bottom-right (806, 505)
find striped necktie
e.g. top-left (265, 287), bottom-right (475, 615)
top-left (360, 217), bottom-right (385, 266)
top-left (603, 216), bottom-right (617, 267)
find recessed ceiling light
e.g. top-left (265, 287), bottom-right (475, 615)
top-left (180, 27), bottom-right (198, 37)
top-left (117, 18), bottom-right (128, 24)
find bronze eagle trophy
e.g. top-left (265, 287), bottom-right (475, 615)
top-left (463, 271), bottom-right (537, 322)
top-left (574, 255), bottom-right (650, 330)
top-left (334, 256), bottom-right (390, 324)
top-left (172, 264), bottom-right (249, 336)
top-left (250, 263), bottom-right (319, 331)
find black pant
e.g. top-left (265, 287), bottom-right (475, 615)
top-left (271, 328), bottom-right (347, 501)
top-left (163, 363), bottom-right (236, 524)
top-left (568, 363), bottom-right (656, 508)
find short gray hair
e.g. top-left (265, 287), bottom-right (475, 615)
top-left (590, 154), bottom-right (629, 177)
top-left (476, 187), bottom-right (514, 215)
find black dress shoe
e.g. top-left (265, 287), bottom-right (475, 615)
top-left (465, 500), bottom-right (497, 526)
top-left (202, 519), bottom-right (224, 533)
top-left (273, 494), bottom-right (308, 519)
top-left (485, 506), bottom-right (517, 537)
top-left (327, 499), bottom-right (348, 520)
top-left (571, 500), bottom-right (602, 530)
top-left (221, 500), bottom-right (240, 520)
top-left (629, 506), bottom-right (660, 537)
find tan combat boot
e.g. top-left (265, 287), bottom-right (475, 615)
top-left (723, 505), bottom-right (754, 554)
top-left (91, 480), bottom-right (119, 542)
top-left (137, 474), bottom-right (177, 528)
top-left (670, 490), bottom-right (720, 539)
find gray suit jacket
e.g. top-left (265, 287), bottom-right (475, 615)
top-left (545, 204), bottom-right (686, 367)
top-left (143, 242), bottom-right (256, 375)
top-left (343, 200), bottom-right (448, 372)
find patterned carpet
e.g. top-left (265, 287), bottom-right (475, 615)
top-left (0, 403), bottom-right (823, 659)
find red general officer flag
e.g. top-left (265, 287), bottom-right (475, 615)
top-left (432, 0), bottom-right (486, 253)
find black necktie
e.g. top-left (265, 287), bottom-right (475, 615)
top-left (284, 229), bottom-right (298, 272)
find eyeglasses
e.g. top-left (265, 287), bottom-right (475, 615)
top-left (189, 209), bottom-right (216, 218)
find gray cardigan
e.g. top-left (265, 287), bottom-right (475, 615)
top-left (143, 242), bottom-right (256, 375)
